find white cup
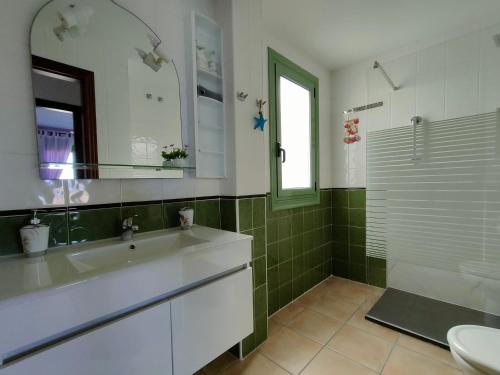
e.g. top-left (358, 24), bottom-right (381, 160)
top-left (179, 208), bottom-right (194, 229)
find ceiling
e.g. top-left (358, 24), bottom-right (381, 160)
top-left (263, 0), bottom-right (500, 70)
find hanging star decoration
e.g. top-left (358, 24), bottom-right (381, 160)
top-left (254, 99), bottom-right (267, 131)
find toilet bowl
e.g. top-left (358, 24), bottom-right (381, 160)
top-left (447, 325), bottom-right (500, 375)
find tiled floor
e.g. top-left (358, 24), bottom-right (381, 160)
top-left (197, 277), bottom-right (463, 375)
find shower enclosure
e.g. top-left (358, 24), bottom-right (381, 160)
top-left (366, 110), bottom-right (500, 344)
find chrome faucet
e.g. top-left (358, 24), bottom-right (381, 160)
top-left (121, 215), bottom-right (139, 241)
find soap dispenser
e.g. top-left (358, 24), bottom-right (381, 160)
top-left (19, 210), bottom-right (50, 257)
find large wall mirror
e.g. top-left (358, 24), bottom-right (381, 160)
top-left (31, 0), bottom-right (184, 179)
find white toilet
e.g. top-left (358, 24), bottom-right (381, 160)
top-left (447, 325), bottom-right (500, 375)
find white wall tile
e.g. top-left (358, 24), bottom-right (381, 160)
top-left (479, 23), bottom-right (500, 113)
top-left (416, 43), bottom-right (446, 122)
top-left (444, 32), bottom-right (480, 118)
top-left (66, 179), bottom-right (121, 206)
top-left (0, 152), bottom-right (65, 210)
top-left (121, 179), bottom-right (163, 203)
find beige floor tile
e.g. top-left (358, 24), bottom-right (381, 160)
top-left (271, 303), bottom-right (305, 326)
top-left (258, 326), bottom-right (322, 374)
top-left (327, 325), bottom-right (394, 372)
top-left (203, 351), bottom-right (238, 375)
top-left (324, 281), bottom-right (369, 306)
top-left (309, 295), bottom-right (358, 321)
top-left (347, 308), bottom-right (399, 343)
top-left (397, 334), bottom-right (460, 369)
top-left (382, 346), bottom-right (462, 375)
top-left (221, 352), bottom-right (290, 375)
top-left (295, 286), bottom-right (328, 308)
top-left (287, 308), bottom-right (343, 344)
top-left (302, 348), bottom-right (378, 375)
top-left (268, 318), bottom-right (283, 337)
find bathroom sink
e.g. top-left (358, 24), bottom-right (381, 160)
top-left (67, 230), bottom-right (208, 273)
top-left (0, 226), bottom-right (252, 361)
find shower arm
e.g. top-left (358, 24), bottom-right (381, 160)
top-left (373, 61), bottom-right (399, 91)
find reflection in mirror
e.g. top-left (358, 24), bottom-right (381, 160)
top-left (31, 0), bottom-right (183, 179)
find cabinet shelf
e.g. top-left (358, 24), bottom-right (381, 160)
top-left (192, 12), bottom-right (226, 179)
top-left (199, 124), bottom-right (223, 131)
top-left (197, 67), bottom-right (222, 81)
top-left (197, 149), bottom-right (224, 156)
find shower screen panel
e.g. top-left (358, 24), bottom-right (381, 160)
top-left (367, 111), bottom-right (500, 316)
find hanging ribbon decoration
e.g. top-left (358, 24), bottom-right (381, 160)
top-left (343, 117), bottom-right (361, 144)
top-left (254, 99), bottom-right (267, 131)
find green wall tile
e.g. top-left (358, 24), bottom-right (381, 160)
top-left (253, 227), bottom-right (266, 259)
top-left (164, 201), bottom-right (194, 228)
top-left (40, 212), bottom-right (68, 249)
top-left (266, 219), bottom-right (278, 244)
top-left (349, 189), bottom-right (366, 209)
top-left (121, 204), bottom-right (163, 233)
top-left (333, 189), bottom-right (348, 208)
top-left (291, 213), bottom-right (303, 235)
top-left (349, 263), bottom-right (367, 283)
top-left (254, 284), bottom-right (268, 317)
top-left (0, 214), bottom-right (31, 255)
top-left (350, 245), bottom-right (366, 265)
top-left (253, 256), bottom-right (266, 288)
top-left (277, 217), bottom-right (291, 240)
top-left (291, 234), bottom-right (303, 257)
top-left (333, 259), bottom-right (349, 278)
top-left (241, 333), bottom-right (255, 357)
top-left (333, 207), bottom-right (349, 226)
top-left (278, 238), bottom-right (292, 263)
top-left (267, 266), bottom-right (279, 291)
top-left (254, 313), bottom-right (268, 347)
top-left (220, 199), bottom-right (236, 232)
top-left (267, 242), bottom-right (279, 268)
top-left (279, 282), bottom-right (293, 308)
top-left (252, 198), bottom-right (265, 228)
top-left (196, 199), bottom-right (220, 229)
top-left (238, 199), bottom-right (252, 231)
top-left (69, 207), bottom-right (121, 244)
top-left (333, 225), bottom-right (348, 243)
top-left (349, 208), bottom-right (366, 228)
top-left (279, 260), bottom-right (293, 285)
top-left (349, 226), bottom-right (366, 247)
top-left (320, 190), bottom-right (332, 208)
top-left (268, 289), bottom-right (279, 316)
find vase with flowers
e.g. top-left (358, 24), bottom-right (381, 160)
top-left (162, 144), bottom-right (189, 168)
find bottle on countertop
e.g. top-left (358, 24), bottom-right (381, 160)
top-left (19, 210), bottom-right (50, 257)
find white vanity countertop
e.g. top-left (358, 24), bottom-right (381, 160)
top-left (0, 226), bottom-right (253, 361)
top-left (0, 226), bottom-right (252, 304)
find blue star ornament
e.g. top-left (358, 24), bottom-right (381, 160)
top-left (254, 111), bottom-right (267, 131)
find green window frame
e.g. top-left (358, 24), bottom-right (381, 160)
top-left (268, 47), bottom-right (320, 211)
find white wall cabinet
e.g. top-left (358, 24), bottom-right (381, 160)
top-left (171, 268), bottom-right (253, 375)
top-left (2, 301), bottom-right (173, 375)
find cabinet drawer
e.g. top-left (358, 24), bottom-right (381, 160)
top-left (171, 268), bottom-right (253, 375)
top-left (1, 301), bottom-right (172, 375)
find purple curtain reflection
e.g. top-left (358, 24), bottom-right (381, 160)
top-left (38, 128), bottom-right (74, 179)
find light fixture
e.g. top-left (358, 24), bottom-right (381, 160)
top-left (53, 4), bottom-right (94, 42)
top-left (135, 33), bottom-right (170, 72)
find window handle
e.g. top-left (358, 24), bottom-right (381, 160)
top-left (277, 142), bottom-right (286, 163)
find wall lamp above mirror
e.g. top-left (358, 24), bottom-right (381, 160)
top-left (30, 0), bottom-right (189, 180)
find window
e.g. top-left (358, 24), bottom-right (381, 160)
top-left (268, 48), bottom-right (319, 210)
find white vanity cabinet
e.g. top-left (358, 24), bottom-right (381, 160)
top-left (171, 268), bottom-right (253, 374)
top-left (1, 301), bottom-right (173, 375)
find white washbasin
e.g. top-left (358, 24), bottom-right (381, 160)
top-left (67, 230), bottom-right (208, 273)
